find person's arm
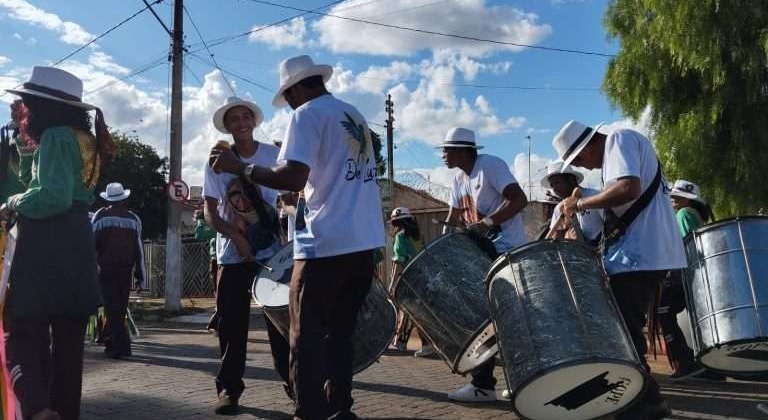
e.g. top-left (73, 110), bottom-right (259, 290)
top-left (211, 149), bottom-right (309, 192)
top-left (561, 176), bottom-right (641, 216)
top-left (132, 212), bottom-right (146, 287)
top-left (676, 208), bottom-right (701, 237)
top-left (443, 206), bottom-right (464, 234)
top-left (203, 197), bottom-right (251, 259)
top-left (483, 183), bottom-right (528, 226)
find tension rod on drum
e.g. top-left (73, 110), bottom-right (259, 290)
top-left (252, 259), bottom-right (273, 272)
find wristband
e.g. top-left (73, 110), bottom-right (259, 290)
top-left (481, 216), bottom-right (494, 227)
top-left (576, 198), bottom-right (585, 212)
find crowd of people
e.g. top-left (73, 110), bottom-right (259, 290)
top-left (0, 55), bottom-right (726, 420)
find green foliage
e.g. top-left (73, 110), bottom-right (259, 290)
top-left (603, 0), bottom-right (768, 217)
top-left (370, 129), bottom-right (386, 176)
top-left (94, 132), bottom-right (168, 239)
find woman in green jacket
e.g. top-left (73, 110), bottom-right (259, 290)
top-left (3, 66), bottom-right (114, 420)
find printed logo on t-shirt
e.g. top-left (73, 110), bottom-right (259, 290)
top-left (341, 112), bottom-right (377, 183)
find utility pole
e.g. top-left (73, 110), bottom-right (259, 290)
top-left (384, 95), bottom-right (395, 286)
top-left (164, 0), bottom-right (183, 312)
top-left (526, 135), bottom-right (532, 199)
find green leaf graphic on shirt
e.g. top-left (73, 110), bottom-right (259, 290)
top-left (341, 112), bottom-right (369, 153)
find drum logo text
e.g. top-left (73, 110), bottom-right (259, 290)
top-left (546, 371), bottom-right (626, 411)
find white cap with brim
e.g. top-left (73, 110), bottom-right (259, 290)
top-left (669, 179), bottom-right (705, 203)
top-left (540, 160), bottom-right (584, 188)
top-left (212, 97), bottom-right (264, 134)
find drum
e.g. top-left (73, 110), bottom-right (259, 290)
top-left (683, 216), bottom-right (768, 374)
top-left (487, 240), bottom-right (645, 420)
top-left (251, 243), bottom-right (396, 374)
top-left (394, 232), bottom-right (497, 374)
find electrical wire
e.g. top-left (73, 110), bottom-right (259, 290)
top-left (183, 4), bottom-right (237, 96)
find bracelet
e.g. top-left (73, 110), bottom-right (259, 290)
top-left (576, 198), bottom-right (585, 212)
top-left (481, 216), bottom-right (495, 227)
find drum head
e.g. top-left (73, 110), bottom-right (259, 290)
top-left (455, 320), bottom-right (497, 374)
top-left (252, 243), bottom-right (294, 307)
top-left (700, 340), bottom-right (768, 373)
top-left (513, 361), bottom-right (645, 420)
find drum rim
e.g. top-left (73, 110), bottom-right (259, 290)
top-left (509, 357), bottom-right (648, 420)
top-left (696, 339), bottom-right (768, 375)
top-left (687, 215), bottom-right (768, 239)
top-left (350, 288), bottom-right (398, 374)
top-left (452, 318), bottom-right (498, 374)
top-left (251, 242), bottom-right (294, 307)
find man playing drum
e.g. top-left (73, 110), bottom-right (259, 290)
top-left (211, 55), bottom-right (385, 420)
top-left (542, 160), bottom-right (603, 243)
top-left (440, 127), bottom-right (528, 402)
top-left (203, 96), bottom-right (289, 415)
top-left (555, 120), bottom-right (686, 420)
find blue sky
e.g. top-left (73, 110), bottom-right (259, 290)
top-left (0, 0), bottom-right (648, 196)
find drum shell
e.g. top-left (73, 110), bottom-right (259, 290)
top-left (683, 216), bottom-right (768, 373)
top-left (394, 232), bottom-right (496, 374)
top-left (487, 240), bottom-right (644, 420)
top-left (258, 276), bottom-right (396, 375)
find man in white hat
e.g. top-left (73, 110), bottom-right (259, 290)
top-left (211, 55), bottom-right (385, 420)
top-left (203, 96), bottom-right (286, 414)
top-left (439, 126), bottom-right (528, 402)
top-left (91, 182), bottom-right (145, 359)
top-left (541, 161), bottom-right (603, 243)
top-left (553, 120), bottom-right (686, 420)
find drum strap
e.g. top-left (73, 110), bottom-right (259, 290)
top-left (601, 160), bottom-right (663, 254)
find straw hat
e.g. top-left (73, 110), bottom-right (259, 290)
top-left (552, 120), bottom-right (604, 170)
top-left (272, 55), bottom-right (333, 108)
top-left (212, 96), bottom-right (264, 134)
top-left (5, 66), bottom-right (95, 110)
top-left (435, 127), bottom-right (484, 149)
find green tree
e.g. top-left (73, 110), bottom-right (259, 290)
top-left (603, 1), bottom-right (768, 217)
top-left (94, 132), bottom-right (168, 239)
top-left (370, 129), bottom-right (386, 177)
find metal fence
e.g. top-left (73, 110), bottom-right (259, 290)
top-left (143, 240), bottom-right (214, 298)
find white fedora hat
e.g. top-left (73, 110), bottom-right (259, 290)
top-left (669, 179), bottom-right (705, 203)
top-left (272, 55), bottom-right (333, 108)
top-left (212, 96), bottom-right (264, 134)
top-left (5, 66), bottom-right (95, 110)
top-left (540, 160), bottom-right (584, 188)
top-left (100, 182), bottom-right (131, 202)
top-left (390, 206), bottom-right (414, 221)
top-left (435, 127), bottom-right (484, 149)
top-left (552, 120), bottom-right (604, 170)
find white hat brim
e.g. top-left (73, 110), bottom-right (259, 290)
top-left (561, 122), bottom-right (604, 171)
top-left (670, 190), bottom-right (704, 203)
top-left (100, 189), bottom-right (131, 202)
top-left (5, 87), bottom-right (96, 110)
top-left (540, 170), bottom-right (584, 188)
top-left (212, 100), bottom-right (264, 134)
top-left (390, 214), bottom-right (414, 221)
top-left (435, 143), bottom-right (484, 150)
top-left (272, 65), bottom-right (333, 108)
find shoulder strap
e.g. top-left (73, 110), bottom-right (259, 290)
top-left (604, 160), bottom-right (663, 240)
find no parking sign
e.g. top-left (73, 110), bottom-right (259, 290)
top-left (167, 180), bottom-right (189, 202)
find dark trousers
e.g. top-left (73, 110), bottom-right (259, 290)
top-left (609, 270), bottom-right (666, 419)
top-left (470, 359), bottom-right (497, 390)
top-left (289, 250), bottom-right (374, 420)
top-left (657, 270), bottom-right (695, 369)
top-left (265, 314), bottom-right (292, 398)
top-left (99, 264), bottom-right (133, 355)
top-left (215, 262), bottom-right (258, 399)
top-left (5, 316), bottom-right (88, 420)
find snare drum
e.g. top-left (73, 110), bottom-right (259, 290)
top-left (252, 243), bottom-right (396, 374)
top-left (684, 216), bottom-right (768, 374)
top-left (487, 240), bottom-right (645, 420)
top-left (394, 232), bottom-right (497, 374)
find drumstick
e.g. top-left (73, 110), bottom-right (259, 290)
top-left (431, 219), bottom-right (465, 231)
top-left (545, 187), bottom-right (582, 239)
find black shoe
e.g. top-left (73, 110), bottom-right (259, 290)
top-left (645, 399), bottom-right (671, 420)
top-left (214, 391), bottom-right (239, 415)
top-left (669, 362), bottom-right (705, 381)
top-left (616, 399), bottom-right (670, 420)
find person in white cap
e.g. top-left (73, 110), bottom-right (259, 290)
top-left (212, 54), bottom-right (385, 420)
top-left (3, 66), bottom-right (115, 420)
top-left (542, 161), bottom-right (603, 243)
top-left (439, 126), bottom-right (528, 403)
top-left (552, 120), bottom-right (685, 420)
top-left (91, 182), bottom-right (145, 359)
top-left (203, 96), bottom-right (287, 414)
top-left (657, 180), bottom-right (724, 381)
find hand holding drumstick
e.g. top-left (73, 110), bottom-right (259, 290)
top-left (546, 187), bottom-right (583, 240)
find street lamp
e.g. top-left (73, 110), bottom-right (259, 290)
top-left (526, 135), bottom-right (532, 199)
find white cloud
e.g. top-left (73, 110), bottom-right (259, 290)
top-left (12, 32), bottom-right (21, 39)
top-left (249, 17), bottom-right (307, 50)
top-left (312, 0), bottom-right (552, 57)
top-left (0, 56), bottom-right (10, 67)
top-left (0, 0), bottom-right (94, 45)
top-left (600, 107), bottom-right (653, 138)
top-left (88, 52), bottom-right (130, 76)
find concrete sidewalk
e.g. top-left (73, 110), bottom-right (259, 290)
top-left (80, 316), bottom-right (768, 420)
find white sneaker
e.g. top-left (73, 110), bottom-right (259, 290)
top-left (447, 383), bottom-right (496, 402)
top-left (414, 345), bottom-right (435, 357)
top-left (501, 389), bottom-right (511, 399)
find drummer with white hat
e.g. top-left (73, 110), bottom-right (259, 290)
top-left (440, 126), bottom-right (529, 402)
top-left (552, 120), bottom-right (685, 420)
top-left (542, 161), bottom-right (603, 243)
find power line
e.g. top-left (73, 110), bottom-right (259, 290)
top-left (85, 54), bottom-right (168, 95)
top-left (357, 75), bottom-right (601, 91)
top-left (184, 62), bottom-right (203, 85)
top-left (244, 0), bottom-right (615, 58)
top-left (142, 0), bottom-right (172, 36)
top-left (53, 0), bottom-right (164, 66)
top-left (187, 52), bottom-right (273, 93)
top-left (183, 4), bottom-right (237, 96)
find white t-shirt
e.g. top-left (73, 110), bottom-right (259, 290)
top-left (202, 141), bottom-right (282, 264)
top-left (549, 187), bottom-right (604, 242)
top-left (278, 94), bottom-right (385, 259)
top-left (450, 154), bottom-right (528, 253)
top-left (601, 129), bottom-right (686, 274)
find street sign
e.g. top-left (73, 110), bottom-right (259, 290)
top-left (167, 179), bottom-right (189, 202)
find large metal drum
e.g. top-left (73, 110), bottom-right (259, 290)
top-left (684, 216), bottom-right (768, 374)
top-left (252, 243), bottom-right (396, 374)
top-left (487, 240), bottom-right (645, 420)
top-left (394, 232), bottom-right (497, 374)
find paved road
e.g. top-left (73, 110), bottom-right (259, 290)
top-left (80, 315), bottom-right (768, 420)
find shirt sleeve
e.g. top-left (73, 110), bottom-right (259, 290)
top-left (550, 203), bottom-right (563, 229)
top-left (450, 174), bottom-right (462, 208)
top-left (202, 164), bottom-right (222, 201)
top-left (392, 233), bottom-right (409, 264)
top-left (676, 208), bottom-right (701, 237)
top-left (486, 155), bottom-right (517, 195)
top-left (7, 130), bottom-right (77, 219)
top-left (602, 130), bottom-right (641, 184)
top-left (278, 108), bottom-right (321, 169)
